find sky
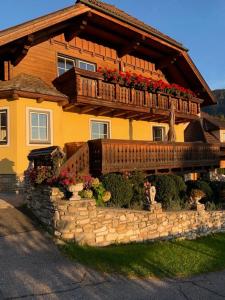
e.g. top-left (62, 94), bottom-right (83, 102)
top-left (0, 0), bottom-right (224, 90)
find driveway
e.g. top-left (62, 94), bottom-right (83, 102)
top-left (0, 195), bottom-right (225, 299)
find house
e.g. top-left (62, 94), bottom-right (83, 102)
top-left (0, 0), bottom-right (220, 191)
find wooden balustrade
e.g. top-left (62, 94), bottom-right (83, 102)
top-left (54, 67), bottom-right (203, 122)
top-left (88, 139), bottom-right (220, 174)
top-left (74, 68), bottom-right (202, 117)
top-left (61, 142), bottom-right (89, 176)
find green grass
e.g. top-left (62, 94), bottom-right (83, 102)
top-left (61, 233), bottom-right (225, 279)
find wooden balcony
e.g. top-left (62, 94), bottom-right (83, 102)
top-left (62, 139), bottom-right (220, 176)
top-left (54, 68), bottom-right (203, 123)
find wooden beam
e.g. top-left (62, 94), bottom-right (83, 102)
top-left (125, 112), bottom-right (141, 119)
top-left (64, 12), bottom-right (92, 42)
top-left (64, 20), bottom-right (87, 42)
top-left (3, 60), bottom-right (13, 80)
top-left (111, 110), bottom-right (128, 118)
top-left (155, 53), bottom-right (182, 70)
top-left (36, 97), bottom-right (44, 103)
top-left (117, 35), bottom-right (146, 58)
top-left (79, 105), bottom-right (98, 114)
top-left (139, 114), bottom-right (151, 120)
top-left (11, 34), bottom-right (34, 66)
top-left (94, 107), bottom-right (113, 116)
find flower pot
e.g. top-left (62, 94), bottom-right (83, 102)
top-left (68, 183), bottom-right (83, 200)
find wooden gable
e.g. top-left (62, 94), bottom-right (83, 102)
top-left (0, 0), bottom-right (215, 106)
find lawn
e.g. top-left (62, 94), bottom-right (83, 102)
top-left (61, 233), bottom-right (225, 279)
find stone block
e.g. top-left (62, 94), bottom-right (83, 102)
top-left (77, 218), bottom-right (90, 225)
top-left (61, 233), bottom-right (75, 240)
top-left (56, 220), bottom-right (74, 231)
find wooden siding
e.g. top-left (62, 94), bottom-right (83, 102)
top-left (12, 33), bottom-right (166, 85)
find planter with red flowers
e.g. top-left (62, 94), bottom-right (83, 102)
top-left (97, 67), bottom-right (196, 100)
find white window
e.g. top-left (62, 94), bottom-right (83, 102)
top-left (77, 59), bottom-right (95, 72)
top-left (29, 111), bottom-right (51, 144)
top-left (0, 109), bottom-right (8, 145)
top-left (153, 126), bottom-right (165, 141)
top-left (57, 55), bottom-right (96, 76)
top-left (57, 56), bottom-right (75, 76)
top-left (91, 121), bottom-right (110, 140)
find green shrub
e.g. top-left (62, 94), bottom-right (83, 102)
top-left (102, 173), bottom-right (133, 208)
top-left (205, 201), bottom-right (217, 211)
top-left (129, 170), bottom-right (146, 209)
top-left (186, 180), bottom-right (213, 202)
top-left (167, 174), bottom-right (186, 199)
top-left (148, 175), bottom-right (178, 210)
top-left (209, 181), bottom-right (225, 204)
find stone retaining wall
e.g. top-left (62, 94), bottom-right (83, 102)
top-left (27, 186), bottom-right (225, 246)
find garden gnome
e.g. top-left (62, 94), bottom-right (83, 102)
top-left (149, 184), bottom-right (156, 204)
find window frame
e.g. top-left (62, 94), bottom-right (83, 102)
top-left (27, 108), bottom-right (52, 146)
top-left (152, 126), bottom-right (165, 142)
top-left (0, 107), bottom-right (9, 146)
top-left (90, 119), bottom-right (111, 140)
top-left (57, 54), bottom-right (96, 76)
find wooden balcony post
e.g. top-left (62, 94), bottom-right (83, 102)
top-left (179, 98), bottom-right (182, 112)
top-left (115, 83), bottom-right (120, 101)
top-left (97, 79), bottom-right (103, 98)
top-left (75, 74), bottom-right (82, 96)
top-left (197, 103), bottom-right (200, 114)
top-left (188, 100), bottom-right (191, 114)
top-left (130, 88), bottom-right (134, 104)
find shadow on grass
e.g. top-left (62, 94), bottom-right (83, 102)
top-left (61, 233), bottom-right (225, 279)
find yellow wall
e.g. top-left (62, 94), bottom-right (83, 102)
top-left (0, 98), bottom-right (187, 175)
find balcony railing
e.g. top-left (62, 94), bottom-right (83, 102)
top-left (54, 68), bottom-right (203, 122)
top-left (88, 139), bottom-right (220, 174)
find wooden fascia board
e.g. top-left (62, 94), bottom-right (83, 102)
top-left (0, 5), bottom-right (91, 46)
top-left (182, 52), bottom-right (216, 104)
top-left (0, 89), bottom-right (68, 104)
top-left (89, 9), bottom-right (187, 52)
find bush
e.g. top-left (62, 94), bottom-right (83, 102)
top-left (167, 174), bottom-right (186, 199)
top-left (129, 171), bottom-right (146, 209)
top-left (209, 181), bottom-right (225, 204)
top-left (148, 175), bottom-right (179, 210)
top-left (186, 180), bottom-right (213, 202)
top-left (102, 173), bottom-right (133, 208)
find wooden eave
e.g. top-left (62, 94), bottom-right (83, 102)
top-left (78, 0), bottom-right (187, 51)
top-left (0, 89), bottom-right (68, 105)
top-left (0, 4), bottom-right (91, 47)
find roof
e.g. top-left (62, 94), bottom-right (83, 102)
top-left (0, 73), bottom-right (68, 102)
top-left (201, 112), bottom-right (225, 130)
top-left (0, 0), bottom-right (215, 105)
top-left (0, 4), bottom-right (90, 46)
top-left (184, 117), bottom-right (220, 144)
top-left (77, 0), bottom-right (187, 51)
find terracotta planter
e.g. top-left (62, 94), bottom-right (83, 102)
top-left (68, 183), bottom-right (83, 200)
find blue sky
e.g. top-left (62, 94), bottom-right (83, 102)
top-left (0, 0), bottom-right (224, 90)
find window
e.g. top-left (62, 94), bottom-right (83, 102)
top-left (29, 110), bottom-right (51, 144)
top-left (77, 59), bottom-right (95, 72)
top-left (57, 55), bottom-right (96, 76)
top-left (153, 126), bottom-right (165, 141)
top-left (57, 56), bottom-right (75, 76)
top-left (0, 109), bottom-right (8, 145)
top-left (91, 121), bottom-right (110, 140)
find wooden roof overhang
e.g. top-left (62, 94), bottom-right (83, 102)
top-left (0, 0), bottom-right (215, 106)
top-left (0, 89), bottom-right (68, 105)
